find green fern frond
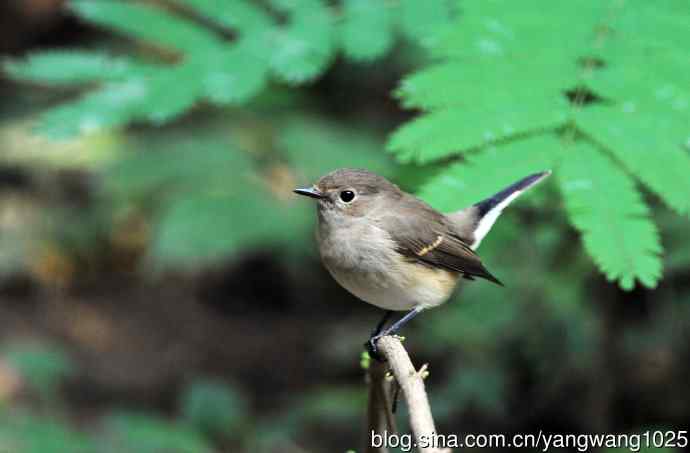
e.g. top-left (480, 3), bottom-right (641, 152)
top-left (69, 0), bottom-right (221, 53)
top-left (138, 65), bottom-right (204, 124)
top-left (196, 45), bottom-right (269, 105)
top-left (2, 51), bottom-right (152, 86)
top-left (34, 65), bottom-right (203, 137)
top-left (396, 0), bottom-right (455, 47)
top-left (340, 0), bottom-right (394, 62)
top-left (389, 0), bottom-right (688, 289)
top-left (579, 109), bottom-right (690, 216)
top-left (395, 61), bottom-right (570, 111)
top-left (417, 134), bottom-right (557, 212)
top-left (557, 143), bottom-right (662, 290)
top-left (575, 2), bottom-right (690, 215)
top-left (36, 81), bottom-right (149, 138)
top-left (171, 0), bottom-right (274, 33)
top-left (3, 0), bottom-right (458, 136)
top-left (268, 0), bottom-right (335, 84)
top-left (388, 100), bottom-right (567, 164)
top-left (6, 0), bottom-right (277, 137)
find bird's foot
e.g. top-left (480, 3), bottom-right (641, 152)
top-left (365, 334), bottom-right (386, 362)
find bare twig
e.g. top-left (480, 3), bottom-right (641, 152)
top-left (366, 356), bottom-right (396, 453)
top-left (366, 336), bottom-right (451, 453)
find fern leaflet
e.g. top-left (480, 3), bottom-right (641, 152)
top-left (388, 0), bottom-right (689, 289)
top-left (3, 0), bottom-right (456, 138)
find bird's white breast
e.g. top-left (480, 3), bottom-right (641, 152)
top-left (317, 218), bottom-right (458, 311)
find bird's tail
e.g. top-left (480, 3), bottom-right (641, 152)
top-left (449, 171), bottom-right (551, 250)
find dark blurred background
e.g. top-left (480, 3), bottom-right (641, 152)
top-left (0, 1), bottom-right (689, 452)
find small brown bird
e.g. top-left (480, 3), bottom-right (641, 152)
top-left (294, 168), bottom-right (550, 358)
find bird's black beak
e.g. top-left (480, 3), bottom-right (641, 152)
top-left (293, 186), bottom-right (325, 200)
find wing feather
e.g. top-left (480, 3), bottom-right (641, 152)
top-left (383, 197), bottom-right (502, 285)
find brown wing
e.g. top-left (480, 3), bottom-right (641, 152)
top-left (384, 197), bottom-right (503, 285)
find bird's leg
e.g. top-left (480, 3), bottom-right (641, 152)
top-left (371, 310), bottom-right (394, 337)
top-left (366, 306), bottom-right (424, 361)
top-left (366, 310), bottom-right (393, 362)
top-left (379, 306), bottom-right (424, 337)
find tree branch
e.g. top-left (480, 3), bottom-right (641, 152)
top-left (366, 353), bottom-right (395, 453)
top-left (366, 336), bottom-right (451, 453)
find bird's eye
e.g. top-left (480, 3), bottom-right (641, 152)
top-left (339, 190), bottom-right (355, 203)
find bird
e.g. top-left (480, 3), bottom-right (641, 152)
top-left (293, 168), bottom-right (550, 359)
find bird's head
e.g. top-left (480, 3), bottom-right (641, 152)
top-left (293, 168), bottom-right (401, 223)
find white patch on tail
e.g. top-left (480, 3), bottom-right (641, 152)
top-left (470, 170), bottom-right (551, 250)
top-left (471, 190), bottom-right (522, 250)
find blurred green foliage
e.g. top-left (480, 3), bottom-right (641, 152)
top-left (103, 411), bottom-right (213, 453)
top-left (3, 0), bottom-right (454, 137)
top-left (247, 387), bottom-right (366, 452)
top-left (4, 0), bottom-right (437, 270)
top-left (0, 411), bottom-right (96, 453)
top-left (180, 378), bottom-right (247, 437)
top-left (4, 343), bottom-right (74, 403)
top-left (5, 0), bottom-right (689, 289)
top-left (0, 356), bottom-right (285, 453)
top-left (96, 112), bottom-right (397, 266)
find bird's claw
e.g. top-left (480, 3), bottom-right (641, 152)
top-left (365, 335), bottom-right (386, 362)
